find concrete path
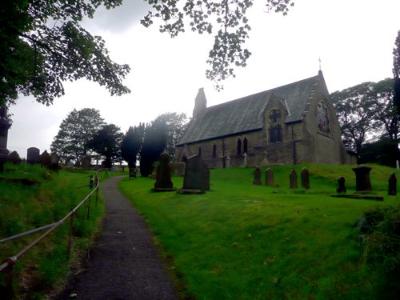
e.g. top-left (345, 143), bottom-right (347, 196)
top-left (57, 176), bottom-right (178, 300)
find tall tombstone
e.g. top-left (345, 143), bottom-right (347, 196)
top-left (27, 147), bottom-right (40, 164)
top-left (242, 153), bottom-right (248, 168)
top-left (289, 169), bottom-right (298, 189)
top-left (181, 155), bottom-right (210, 193)
top-left (352, 166), bottom-right (372, 192)
top-left (337, 177), bottom-right (346, 193)
top-left (265, 168), bottom-right (274, 186)
top-left (154, 153), bottom-right (175, 191)
top-left (0, 105), bottom-right (12, 171)
top-left (388, 173), bottom-right (397, 196)
top-left (253, 167), bottom-right (261, 185)
top-left (50, 153), bottom-right (60, 170)
top-left (39, 151), bottom-right (51, 168)
top-left (301, 168), bottom-right (310, 189)
top-left (8, 151), bottom-right (21, 164)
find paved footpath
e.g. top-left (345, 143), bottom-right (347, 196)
top-left (57, 176), bottom-right (178, 300)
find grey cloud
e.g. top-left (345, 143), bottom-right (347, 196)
top-left (82, 1), bottom-right (150, 32)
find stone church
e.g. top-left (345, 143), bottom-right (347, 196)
top-left (175, 72), bottom-right (352, 168)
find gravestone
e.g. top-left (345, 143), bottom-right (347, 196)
top-left (171, 162), bottom-right (185, 177)
top-left (301, 168), bottom-right (310, 189)
top-left (253, 167), bottom-right (261, 185)
top-left (27, 147), bottom-right (40, 164)
top-left (265, 168), bottom-right (274, 186)
top-left (289, 169), bottom-right (298, 189)
top-left (81, 155), bottom-right (91, 169)
top-left (180, 155), bottom-right (210, 193)
top-left (352, 166), bottom-right (372, 192)
top-left (8, 151), bottom-right (21, 164)
top-left (49, 153), bottom-right (60, 170)
top-left (226, 155), bottom-right (231, 168)
top-left (39, 151), bottom-right (51, 168)
top-left (337, 177), bottom-right (346, 193)
top-left (388, 173), bottom-right (397, 196)
top-left (129, 166), bottom-right (136, 178)
top-left (154, 153), bottom-right (175, 191)
top-left (242, 153), bottom-right (248, 168)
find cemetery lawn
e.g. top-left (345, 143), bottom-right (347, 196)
top-left (120, 164), bottom-right (399, 300)
top-left (0, 163), bottom-right (107, 298)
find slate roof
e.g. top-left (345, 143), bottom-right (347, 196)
top-left (178, 74), bottom-right (325, 145)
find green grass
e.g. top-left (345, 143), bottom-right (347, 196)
top-left (120, 164), bottom-right (399, 300)
top-left (0, 163), bottom-right (106, 298)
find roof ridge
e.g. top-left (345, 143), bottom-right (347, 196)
top-left (205, 74), bottom-right (319, 111)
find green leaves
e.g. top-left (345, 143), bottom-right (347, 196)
top-left (0, 0), bottom-right (129, 106)
top-left (142, 0), bottom-right (294, 87)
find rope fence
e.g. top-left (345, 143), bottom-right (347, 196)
top-left (0, 173), bottom-right (100, 298)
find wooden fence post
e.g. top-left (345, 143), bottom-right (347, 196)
top-left (67, 213), bottom-right (74, 256)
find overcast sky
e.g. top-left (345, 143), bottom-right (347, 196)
top-left (7, 0), bottom-right (400, 157)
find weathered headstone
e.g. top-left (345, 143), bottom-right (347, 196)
top-left (352, 166), bottom-right (372, 192)
top-left (253, 167), bottom-right (261, 185)
top-left (49, 153), bottom-right (60, 170)
top-left (27, 147), bottom-right (40, 164)
top-left (301, 168), bottom-right (310, 189)
top-left (171, 162), bottom-right (185, 177)
top-left (81, 155), bottom-right (91, 169)
top-left (39, 151), bottom-right (51, 168)
top-left (337, 177), bottom-right (346, 193)
top-left (180, 155), bottom-right (210, 193)
top-left (388, 173), bottom-right (397, 196)
top-left (265, 168), bottom-right (274, 186)
top-left (129, 166), bottom-right (136, 178)
top-left (289, 169), bottom-right (298, 189)
top-left (154, 153), bottom-right (175, 191)
top-left (242, 153), bottom-right (248, 168)
top-left (226, 155), bottom-right (231, 168)
top-left (8, 151), bottom-right (21, 164)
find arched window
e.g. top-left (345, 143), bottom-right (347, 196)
top-left (198, 147), bottom-right (202, 157)
top-left (212, 144), bottom-right (217, 158)
top-left (237, 139), bottom-right (242, 156)
top-left (243, 138), bottom-right (248, 154)
top-left (269, 109), bottom-right (282, 143)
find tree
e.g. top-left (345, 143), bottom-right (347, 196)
top-left (141, 0), bottom-right (294, 87)
top-left (51, 108), bottom-right (105, 163)
top-left (121, 123), bottom-right (145, 169)
top-left (393, 30), bottom-right (400, 114)
top-left (88, 124), bottom-right (123, 168)
top-left (140, 120), bottom-right (168, 177)
top-left (331, 82), bottom-right (380, 155)
top-left (153, 112), bottom-right (188, 159)
top-left (332, 79), bottom-right (400, 158)
top-left (0, 0), bottom-right (130, 106)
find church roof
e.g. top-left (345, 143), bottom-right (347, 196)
top-left (178, 74), bottom-right (326, 145)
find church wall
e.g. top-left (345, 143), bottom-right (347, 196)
top-left (301, 79), bottom-right (347, 163)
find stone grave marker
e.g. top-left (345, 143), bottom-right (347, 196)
top-left (289, 169), bottom-right (298, 189)
top-left (154, 153), bottom-right (175, 192)
top-left (388, 173), bottom-right (397, 196)
top-left (352, 166), bottom-right (372, 192)
top-left (242, 153), bottom-right (248, 168)
top-left (129, 167), bottom-right (136, 178)
top-left (265, 168), bottom-right (274, 186)
top-left (301, 168), bottom-right (310, 189)
top-left (27, 147), bottom-right (40, 164)
top-left (39, 151), bottom-right (51, 168)
top-left (8, 151), bottom-right (21, 164)
top-left (336, 177), bottom-right (346, 193)
top-left (81, 155), bottom-right (91, 169)
top-left (180, 155), bottom-right (209, 193)
top-left (253, 167), bottom-right (261, 185)
top-left (50, 153), bottom-right (60, 170)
